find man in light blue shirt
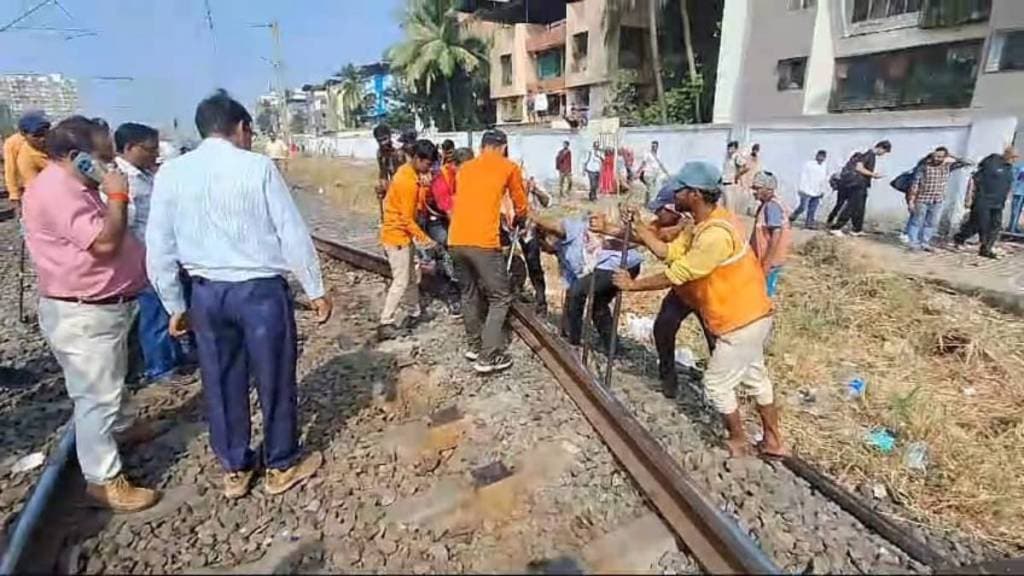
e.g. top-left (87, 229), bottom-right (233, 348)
top-left (1010, 161), bottom-right (1024, 234)
top-left (114, 122), bottom-right (194, 384)
top-left (146, 90), bottom-right (332, 500)
top-left (532, 211), bottom-right (643, 350)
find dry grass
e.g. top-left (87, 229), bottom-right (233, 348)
top-left (763, 237), bottom-right (1023, 549)
top-left (287, 156), bottom-right (381, 216)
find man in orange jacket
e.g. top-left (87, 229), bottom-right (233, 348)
top-left (449, 130), bottom-right (527, 374)
top-left (610, 161), bottom-right (787, 459)
top-left (378, 139), bottom-right (438, 341)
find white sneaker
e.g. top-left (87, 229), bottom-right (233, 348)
top-left (850, 231), bottom-right (866, 237)
top-left (464, 350), bottom-right (479, 361)
top-left (829, 229), bottom-right (845, 237)
top-left (899, 233), bottom-right (910, 244)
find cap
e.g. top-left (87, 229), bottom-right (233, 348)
top-left (663, 161), bottom-right (722, 192)
top-left (751, 170), bottom-right (778, 190)
top-left (647, 183), bottom-right (678, 213)
top-left (482, 129), bottom-right (508, 146)
top-left (18, 111), bottom-right (50, 135)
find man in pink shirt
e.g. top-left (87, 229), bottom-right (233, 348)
top-left (22, 116), bottom-right (160, 513)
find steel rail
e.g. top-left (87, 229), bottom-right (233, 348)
top-left (312, 235), bottom-right (777, 574)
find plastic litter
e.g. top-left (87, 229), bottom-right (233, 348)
top-left (624, 313), bottom-right (654, 342)
top-left (9, 452), bottom-right (45, 474)
top-left (904, 441), bottom-right (929, 472)
top-left (845, 376), bottom-right (867, 400)
top-left (962, 386), bottom-right (977, 397)
top-left (865, 428), bottom-right (896, 454)
top-left (674, 347), bottom-right (696, 369)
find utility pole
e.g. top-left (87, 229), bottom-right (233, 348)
top-left (250, 20), bottom-right (289, 143)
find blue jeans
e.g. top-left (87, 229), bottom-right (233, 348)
top-left (789, 193), bottom-right (821, 227)
top-left (191, 276), bottom-right (300, 472)
top-left (766, 266), bottom-right (783, 298)
top-left (138, 285), bottom-right (189, 381)
top-left (1010, 194), bottom-right (1024, 234)
top-left (906, 201), bottom-right (942, 248)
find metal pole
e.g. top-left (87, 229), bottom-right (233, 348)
top-left (602, 222), bottom-right (633, 389)
top-left (580, 269), bottom-right (598, 367)
top-left (18, 237), bottom-right (27, 324)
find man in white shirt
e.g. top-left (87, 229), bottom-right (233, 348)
top-left (790, 149), bottom-right (829, 229)
top-left (721, 140), bottom-right (749, 213)
top-left (147, 90), bottom-right (332, 500)
top-left (638, 140), bottom-right (668, 204)
top-left (114, 122), bottom-right (194, 383)
top-left (583, 141), bottom-right (602, 202)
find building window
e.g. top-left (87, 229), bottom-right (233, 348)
top-left (851, 0), bottom-right (922, 23)
top-left (501, 54), bottom-right (513, 86)
top-left (619, 26), bottom-right (647, 71)
top-left (572, 32), bottom-right (589, 73)
top-left (831, 40), bottom-right (982, 111)
top-left (986, 30), bottom-right (1024, 73)
top-left (919, 0), bottom-right (990, 28)
top-left (788, 0), bottom-right (816, 9)
top-left (777, 57), bottom-right (808, 90)
top-left (536, 49), bottom-right (564, 80)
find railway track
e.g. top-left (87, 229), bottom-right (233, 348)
top-left (0, 209), bottom-right (1017, 574)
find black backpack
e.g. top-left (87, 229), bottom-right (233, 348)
top-left (836, 151), bottom-right (866, 190)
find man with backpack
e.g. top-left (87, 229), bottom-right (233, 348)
top-left (829, 141), bottom-right (892, 236)
top-left (954, 146), bottom-right (1020, 259)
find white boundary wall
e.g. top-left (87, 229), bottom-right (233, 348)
top-left (297, 111), bottom-right (1017, 230)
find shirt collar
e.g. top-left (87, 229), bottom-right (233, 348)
top-left (114, 156), bottom-right (149, 178)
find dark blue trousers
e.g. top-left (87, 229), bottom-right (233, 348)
top-left (191, 276), bottom-right (299, 472)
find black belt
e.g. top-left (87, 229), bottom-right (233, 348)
top-left (46, 293), bottom-right (136, 305)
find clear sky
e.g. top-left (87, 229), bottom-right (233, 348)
top-left (0, 0), bottom-right (405, 136)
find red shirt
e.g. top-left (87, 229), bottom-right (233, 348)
top-left (556, 148), bottom-right (572, 175)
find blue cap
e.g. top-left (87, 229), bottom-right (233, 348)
top-left (18, 111), bottom-right (50, 135)
top-left (646, 161), bottom-right (722, 212)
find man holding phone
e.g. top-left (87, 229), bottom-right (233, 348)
top-left (22, 116), bottom-right (160, 512)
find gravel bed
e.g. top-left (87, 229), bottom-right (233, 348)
top-left (0, 217), bottom-right (66, 534)
top-left (596, 335), bottom-right (998, 574)
top-left (70, 259), bottom-right (694, 574)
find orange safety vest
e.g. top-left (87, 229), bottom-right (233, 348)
top-left (672, 208), bottom-right (773, 336)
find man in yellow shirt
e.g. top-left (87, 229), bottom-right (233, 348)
top-left (378, 139), bottom-right (438, 341)
top-left (3, 112), bottom-right (50, 206)
top-left (449, 130), bottom-right (527, 374)
top-left (605, 161), bottom-right (787, 459)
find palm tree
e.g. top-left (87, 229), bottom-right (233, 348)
top-left (336, 64), bottom-right (365, 128)
top-left (604, 0), bottom-right (667, 124)
top-left (389, 0), bottom-right (488, 132)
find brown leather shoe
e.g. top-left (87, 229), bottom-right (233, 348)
top-left (224, 469), bottom-right (255, 500)
top-left (85, 474), bottom-right (160, 513)
top-left (264, 451), bottom-right (323, 495)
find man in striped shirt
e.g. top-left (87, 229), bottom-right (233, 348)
top-left (147, 90), bottom-right (332, 500)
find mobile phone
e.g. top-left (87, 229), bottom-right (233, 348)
top-left (71, 151), bottom-right (105, 184)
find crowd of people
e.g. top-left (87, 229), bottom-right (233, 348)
top-left (372, 123), bottom-right (792, 458)
top-left (3, 91), bottom-right (330, 513)
top-left (3, 92), bottom-right (1020, 517)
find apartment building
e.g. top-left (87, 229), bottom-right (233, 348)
top-left (461, 0), bottom-right (652, 125)
top-left (715, 0), bottom-right (1024, 123)
top-left (0, 73), bottom-right (79, 121)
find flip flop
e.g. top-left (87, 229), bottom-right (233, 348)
top-left (755, 442), bottom-right (790, 461)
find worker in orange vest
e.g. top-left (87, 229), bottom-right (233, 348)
top-left (607, 161), bottom-right (788, 459)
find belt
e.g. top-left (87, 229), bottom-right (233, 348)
top-left (46, 293), bottom-right (136, 305)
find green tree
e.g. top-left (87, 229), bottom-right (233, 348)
top-left (336, 64), bottom-right (366, 128)
top-left (389, 0), bottom-right (489, 132)
top-left (604, 0), bottom-right (667, 124)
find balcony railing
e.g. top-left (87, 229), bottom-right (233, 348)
top-left (526, 20), bottom-right (567, 53)
top-left (529, 77), bottom-right (566, 93)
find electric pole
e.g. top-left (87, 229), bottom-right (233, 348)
top-left (250, 20), bottom-right (289, 142)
